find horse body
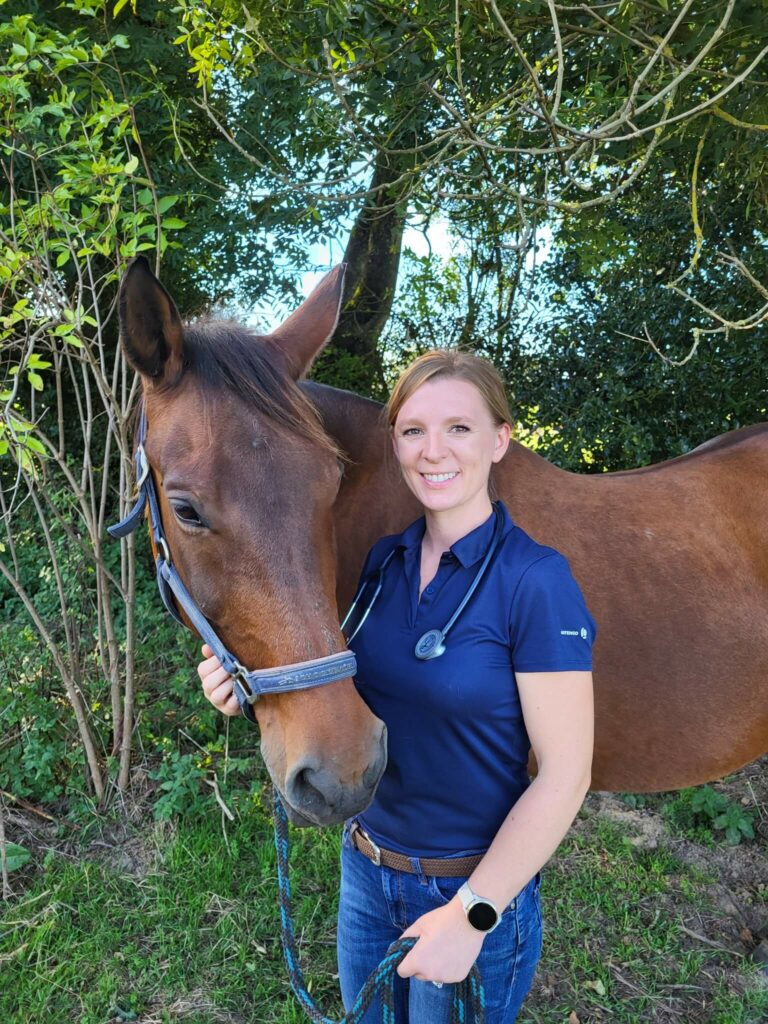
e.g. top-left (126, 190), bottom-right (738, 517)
top-left (313, 381), bottom-right (768, 792)
top-left (118, 258), bottom-right (767, 827)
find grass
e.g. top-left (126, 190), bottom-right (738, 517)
top-left (1, 797), bottom-right (766, 1024)
top-left (2, 795), bottom-right (345, 1024)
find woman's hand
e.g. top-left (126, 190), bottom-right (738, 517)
top-left (197, 643), bottom-right (241, 716)
top-left (396, 899), bottom-right (484, 985)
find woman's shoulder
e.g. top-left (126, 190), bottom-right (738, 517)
top-left (497, 508), bottom-right (572, 581)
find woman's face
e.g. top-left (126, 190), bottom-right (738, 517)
top-left (392, 376), bottom-right (510, 518)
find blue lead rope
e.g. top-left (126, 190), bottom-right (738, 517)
top-left (272, 794), bottom-right (486, 1024)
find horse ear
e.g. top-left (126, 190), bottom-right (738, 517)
top-left (118, 256), bottom-right (184, 383)
top-left (267, 264), bottom-right (346, 379)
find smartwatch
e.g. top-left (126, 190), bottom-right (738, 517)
top-left (457, 881), bottom-right (501, 933)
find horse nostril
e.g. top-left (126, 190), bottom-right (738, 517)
top-left (283, 725), bottom-right (387, 825)
top-left (285, 763), bottom-right (341, 821)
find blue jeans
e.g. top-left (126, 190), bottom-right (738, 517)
top-left (337, 826), bottom-right (543, 1023)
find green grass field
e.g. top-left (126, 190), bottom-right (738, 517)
top-left (2, 772), bottom-right (766, 1024)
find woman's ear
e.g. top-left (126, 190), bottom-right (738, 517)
top-left (492, 422), bottom-right (511, 463)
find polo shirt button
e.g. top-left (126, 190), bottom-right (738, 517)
top-left (425, 586), bottom-right (434, 594)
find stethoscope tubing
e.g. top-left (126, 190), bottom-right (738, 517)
top-left (342, 503), bottom-right (505, 660)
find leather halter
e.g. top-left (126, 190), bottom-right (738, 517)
top-left (107, 406), bottom-right (357, 724)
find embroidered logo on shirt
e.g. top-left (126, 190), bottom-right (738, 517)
top-left (560, 628), bottom-right (589, 641)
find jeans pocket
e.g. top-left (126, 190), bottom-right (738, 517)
top-left (427, 873), bottom-right (466, 906)
top-left (516, 874), bottom-right (543, 944)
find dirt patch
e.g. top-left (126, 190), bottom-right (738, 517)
top-left (132, 990), bottom-right (247, 1024)
top-left (522, 757), bottom-right (768, 1023)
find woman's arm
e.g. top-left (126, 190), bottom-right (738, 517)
top-left (398, 669), bottom-right (593, 984)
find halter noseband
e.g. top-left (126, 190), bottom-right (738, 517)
top-left (107, 407), bottom-right (357, 724)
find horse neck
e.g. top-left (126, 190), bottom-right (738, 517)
top-left (302, 382), bottom-right (421, 607)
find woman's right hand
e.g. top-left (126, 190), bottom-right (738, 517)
top-left (197, 643), bottom-right (242, 716)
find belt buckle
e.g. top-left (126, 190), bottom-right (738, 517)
top-left (367, 832), bottom-right (382, 867)
top-left (351, 821), bottom-right (381, 867)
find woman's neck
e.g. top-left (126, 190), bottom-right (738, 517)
top-left (422, 497), bottom-right (494, 555)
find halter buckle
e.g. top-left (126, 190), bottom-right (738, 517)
top-left (135, 444), bottom-right (150, 488)
top-left (156, 536), bottom-right (170, 563)
top-left (231, 661), bottom-right (258, 704)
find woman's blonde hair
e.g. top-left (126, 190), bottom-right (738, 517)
top-left (386, 350), bottom-right (512, 430)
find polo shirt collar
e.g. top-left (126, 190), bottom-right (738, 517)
top-left (396, 502), bottom-right (514, 568)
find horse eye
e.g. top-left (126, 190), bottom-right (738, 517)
top-left (171, 501), bottom-right (204, 528)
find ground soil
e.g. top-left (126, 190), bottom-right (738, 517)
top-left (523, 756), bottom-right (768, 1023)
top-left (2, 758), bottom-right (767, 1023)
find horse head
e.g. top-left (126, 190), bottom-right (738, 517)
top-left (117, 256), bottom-right (387, 826)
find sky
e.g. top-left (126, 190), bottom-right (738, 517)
top-left (248, 218), bottom-right (459, 332)
top-left (250, 216), bottom-right (551, 333)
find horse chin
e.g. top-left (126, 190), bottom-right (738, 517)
top-left (282, 800), bottom-right (326, 828)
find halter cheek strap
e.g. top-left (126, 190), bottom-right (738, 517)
top-left (107, 408), bottom-right (357, 724)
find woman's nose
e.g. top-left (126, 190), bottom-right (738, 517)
top-left (422, 430), bottom-right (448, 461)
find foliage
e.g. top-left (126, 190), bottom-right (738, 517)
top-left (663, 785), bottom-right (756, 845)
top-left (148, 751), bottom-right (212, 821)
top-left (0, 0), bottom-right (221, 802)
top-left (2, 842), bottom-right (31, 872)
top-left (173, 1), bottom-right (768, 354)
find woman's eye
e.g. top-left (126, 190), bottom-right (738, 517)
top-left (402, 427), bottom-right (422, 436)
top-left (450, 424), bottom-right (470, 432)
top-left (172, 502), bottom-right (204, 527)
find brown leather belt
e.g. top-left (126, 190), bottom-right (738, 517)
top-left (349, 821), bottom-right (484, 877)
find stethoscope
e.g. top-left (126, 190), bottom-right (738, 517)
top-left (341, 502), bottom-right (505, 661)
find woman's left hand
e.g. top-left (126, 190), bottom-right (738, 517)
top-left (396, 898), bottom-right (485, 985)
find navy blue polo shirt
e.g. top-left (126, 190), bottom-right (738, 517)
top-left (349, 501), bottom-right (596, 858)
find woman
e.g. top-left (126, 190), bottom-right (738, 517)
top-left (198, 350), bottom-right (595, 1022)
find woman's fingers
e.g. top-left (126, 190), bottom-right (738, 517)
top-left (197, 652), bottom-right (225, 684)
top-left (200, 665), bottom-right (231, 698)
top-left (197, 646), bottom-right (240, 715)
top-left (210, 681), bottom-right (242, 716)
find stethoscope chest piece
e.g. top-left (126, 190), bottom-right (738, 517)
top-left (414, 628), bottom-right (446, 660)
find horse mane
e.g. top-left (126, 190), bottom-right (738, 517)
top-left (180, 319), bottom-right (341, 458)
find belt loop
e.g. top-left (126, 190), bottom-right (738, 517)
top-left (409, 856), bottom-right (426, 885)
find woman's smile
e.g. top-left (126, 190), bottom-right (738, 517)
top-left (421, 470), bottom-right (460, 486)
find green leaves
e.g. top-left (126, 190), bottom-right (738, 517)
top-left (666, 786), bottom-right (757, 846)
top-left (0, 3), bottom-right (201, 477)
top-left (2, 842), bottom-right (32, 872)
top-left (112, 0), bottom-right (136, 17)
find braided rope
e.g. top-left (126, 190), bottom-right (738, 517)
top-left (273, 794), bottom-right (485, 1024)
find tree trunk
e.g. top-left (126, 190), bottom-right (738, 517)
top-left (315, 154), bottom-right (408, 398)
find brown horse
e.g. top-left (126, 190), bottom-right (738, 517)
top-left (118, 258), bottom-right (767, 826)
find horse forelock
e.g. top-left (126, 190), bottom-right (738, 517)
top-left (173, 318), bottom-right (341, 459)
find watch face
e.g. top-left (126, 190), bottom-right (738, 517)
top-left (467, 900), bottom-right (498, 931)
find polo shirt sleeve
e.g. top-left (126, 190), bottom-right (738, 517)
top-left (509, 553), bottom-right (596, 672)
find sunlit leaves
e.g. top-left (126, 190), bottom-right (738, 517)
top-left (0, 3), bottom-right (193, 471)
